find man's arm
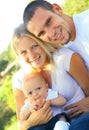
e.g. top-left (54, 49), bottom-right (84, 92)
top-left (65, 53), bottom-right (89, 118)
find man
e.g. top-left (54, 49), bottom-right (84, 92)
top-left (23, 0), bottom-right (89, 69)
top-left (23, 0), bottom-right (89, 130)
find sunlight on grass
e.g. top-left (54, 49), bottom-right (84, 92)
top-left (5, 116), bottom-right (18, 130)
top-left (5, 121), bottom-right (18, 130)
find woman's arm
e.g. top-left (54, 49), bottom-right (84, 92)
top-left (19, 101), bottom-right (53, 130)
top-left (65, 53), bottom-right (89, 118)
top-left (13, 87), bottom-right (26, 120)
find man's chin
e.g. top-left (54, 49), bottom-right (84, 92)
top-left (51, 42), bottom-right (61, 48)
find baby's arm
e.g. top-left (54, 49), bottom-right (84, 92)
top-left (20, 109), bottom-right (31, 120)
top-left (50, 94), bottom-right (66, 107)
top-left (20, 103), bottom-right (37, 121)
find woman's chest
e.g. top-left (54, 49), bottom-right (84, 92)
top-left (51, 69), bottom-right (78, 101)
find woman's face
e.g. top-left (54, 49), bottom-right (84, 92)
top-left (17, 36), bottom-right (47, 69)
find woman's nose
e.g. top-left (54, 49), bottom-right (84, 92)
top-left (27, 50), bottom-right (35, 58)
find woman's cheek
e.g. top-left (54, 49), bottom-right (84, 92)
top-left (23, 56), bottom-right (29, 63)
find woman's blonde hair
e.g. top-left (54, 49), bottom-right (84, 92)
top-left (11, 23), bottom-right (57, 64)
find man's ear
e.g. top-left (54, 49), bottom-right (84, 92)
top-left (52, 3), bottom-right (63, 14)
top-left (46, 83), bottom-right (48, 88)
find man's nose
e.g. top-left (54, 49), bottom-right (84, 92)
top-left (46, 28), bottom-right (56, 40)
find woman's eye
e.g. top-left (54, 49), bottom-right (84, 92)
top-left (21, 50), bottom-right (27, 55)
top-left (31, 44), bottom-right (38, 49)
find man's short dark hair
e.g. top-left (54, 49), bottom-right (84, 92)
top-left (23, 0), bottom-right (54, 27)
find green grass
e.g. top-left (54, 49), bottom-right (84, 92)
top-left (5, 122), bottom-right (18, 130)
top-left (5, 116), bottom-right (18, 130)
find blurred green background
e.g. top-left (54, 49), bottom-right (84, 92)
top-left (0, 0), bottom-right (89, 129)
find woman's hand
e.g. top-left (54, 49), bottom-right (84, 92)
top-left (19, 101), bottom-right (53, 130)
top-left (65, 97), bottom-right (89, 118)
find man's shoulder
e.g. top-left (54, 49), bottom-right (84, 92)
top-left (73, 9), bottom-right (89, 21)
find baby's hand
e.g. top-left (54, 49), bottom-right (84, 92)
top-left (32, 99), bottom-right (46, 110)
top-left (30, 104), bottom-right (38, 111)
top-left (46, 100), bottom-right (51, 106)
top-left (20, 109), bottom-right (31, 120)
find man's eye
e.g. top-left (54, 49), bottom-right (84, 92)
top-left (46, 17), bottom-right (51, 26)
top-left (38, 31), bottom-right (45, 37)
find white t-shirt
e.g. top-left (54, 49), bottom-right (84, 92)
top-left (52, 47), bottom-right (85, 113)
top-left (12, 48), bottom-right (85, 116)
top-left (21, 89), bottom-right (62, 116)
top-left (65, 9), bottom-right (89, 69)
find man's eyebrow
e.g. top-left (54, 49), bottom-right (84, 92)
top-left (37, 31), bottom-right (43, 37)
top-left (37, 17), bottom-right (50, 37)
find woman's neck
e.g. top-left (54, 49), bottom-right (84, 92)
top-left (41, 69), bottom-right (52, 88)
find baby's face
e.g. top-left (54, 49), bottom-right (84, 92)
top-left (24, 75), bottom-right (48, 106)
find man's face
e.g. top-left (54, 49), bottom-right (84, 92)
top-left (27, 7), bottom-right (72, 47)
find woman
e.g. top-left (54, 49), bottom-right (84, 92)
top-left (12, 24), bottom-right (89, 130)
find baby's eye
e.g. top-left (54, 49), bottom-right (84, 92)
top-left (36, 87), bottom-right (41, 91)
top-left (37, 87), bottom-right (41, 90)
top-left (29, 91), bottom-right (32, 95)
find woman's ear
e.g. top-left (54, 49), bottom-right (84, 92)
top-left (52, 3), bottom-right (63, 14)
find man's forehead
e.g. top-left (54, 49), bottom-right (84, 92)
top-left (27, 19), bottom-right (42, 37)
top-left (27, 8), bottom-right (50, 35)
top-left (32, 8), bottom-right (51, 22)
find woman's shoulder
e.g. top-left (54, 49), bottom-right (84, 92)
top-left (12, 69), bottom-right (25, 80)
top-left (12, 69), bottom-right (27, 90)
top-left (12, 68), bottom-right (35, 90)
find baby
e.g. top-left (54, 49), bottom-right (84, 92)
top-left (20, 71), bottom-right (70, 130)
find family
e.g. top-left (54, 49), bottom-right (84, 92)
top-left (11, 0), bottom-right (89, 130)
